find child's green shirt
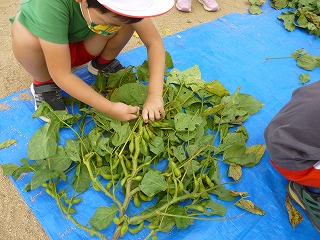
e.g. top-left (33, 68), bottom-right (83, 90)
top-left (17, 0), bottom-right (94, 44)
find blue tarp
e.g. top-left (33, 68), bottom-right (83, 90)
top-left (0, 2), bottom-right (319, 239)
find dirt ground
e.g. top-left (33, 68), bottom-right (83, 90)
top-left (0, 1), bottom-right (249, 239)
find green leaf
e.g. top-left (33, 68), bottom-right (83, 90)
top-left (221, 91), bottom-right (264, 122)
top-left (149, 136), bottom-right (165, 154)
top-left (171, 206), bottom-right (193, 229)
top-left (272, 0), bottom-right (288, 9)
top-left (299, 73), bottom-right (310, 84)
top-left (183, 160), bottom-right (201, 176)
top-left (28, 123), bottom-right (60, 160)
top-left (158, 215), bottom-right (175, 232)
top-left (208, 185), bottom-right (235, 201)
top-left (174, 112), bottom-right (205, 132)
top-left (118, 82), bottom-right (148, 107)
top-left (94, 71), bottom-right (107, 92)
top-left (205, 80), bottom-right (230, 97)
top-left (107, 67), bottom-right (136, 88)
top-left (171, 145), bottom-right (187, 162)
top-left (136, 60), bottom-right (149, 82)
top-left (89, 205), bottom-right (118, 230)
top-left (32, 101), bottom-right (69, 123)
top-left (31, 169), bottom-right (60, 190)
top-left (297, 13), bottom-right (309, 27)
top-left (204, 199), bottom-right (227, 216)
top-left (278, 12), bottom-right (296, 31)
top-left (165, 51), bottom-right (174, 69)
top-left (296, 54), bottom-right (320, 70)
top-left (37, 146), bottom-right (72, 172)
top-left (0, 139), bottom-right (16, 149)
top-left (110, 121), bottom-right (131, 147)
top-left (1, 163), bottom-right (21, 176)
top-left (140, 171), bottom-right (167, 197)
top-left (65, 140), bottom-right (81, 162)
top-left (249, 5), bottom-right (263, 15)
top-left (72, 163), bottom-right (91, 192)
top-left (11, 158), bottom-right (35, 180)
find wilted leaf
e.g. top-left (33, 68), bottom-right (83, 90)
top-left (133, 31), bottom-right (139, 38)
top-left (235, 198), bottom-right (265, 215)
top-left (228, 164), bottom-right (242, 181)
top-left (299, 73), bottom-right (310, 84)
top-left (285, 194), bottom-right (303, 228)
top-left (0, 139), bottom-right (16, 149)
top-left (244, 144), bottom-right (266, 167)
top-left (162, 28), bottom-right (171, 36)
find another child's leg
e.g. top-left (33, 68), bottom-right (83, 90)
top-left (264, 81), bottom-right (320, 232)
top-left (198, 0), bottom-right (219, 12)
top-left (176, 0), bottom-right (192, 12)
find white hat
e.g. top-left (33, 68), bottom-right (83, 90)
top-left (97, 0), bottom-right (174, 18)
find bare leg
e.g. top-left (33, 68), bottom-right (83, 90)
top-left (11, 14), bottom-right (51, 83)
top-left (84, 25), bottom-right (135, 60)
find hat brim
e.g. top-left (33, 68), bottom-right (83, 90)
top-left (97, 0), bottom-right (174, 18)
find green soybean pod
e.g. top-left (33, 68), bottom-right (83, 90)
top-left (129, 221), bottom-right (144, 234)
top-left (120, 222), bottom-right (128, 237)
top-left (129, 134), bottom-right (135, 154)
top-left (205, 174), bottom-right (215, 188)
top-left (133, 193), bottom-right (141, 207)
top-left (146, 126), bottom-right (156, 140)
top-left (142, 126), bottom-right (150, 142)
top-left (96, 154), bottom-right (103, 167)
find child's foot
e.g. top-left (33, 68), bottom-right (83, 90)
top-left (287, 181), bottom-right (320, 232)
top-left (88, 58), bottom-right (125, 77)
top-left (30, 82), bottom-right (66, 122)
top-left (176, 0), bottom-right (192, 12)
top-left (198, 0), bottom-right (219, 11)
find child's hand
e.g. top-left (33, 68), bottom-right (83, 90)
top-left (142, 94), bottom-right (165, 123)
top-left (109, 102), bottom-right (140, 122)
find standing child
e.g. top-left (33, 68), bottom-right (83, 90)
top-left (11, 0), bottom-right (174, 122)
top-left (176, 0), bottom-right (219, 13)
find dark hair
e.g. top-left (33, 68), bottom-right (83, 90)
top-left (87, 0), bottom-right (142, 24)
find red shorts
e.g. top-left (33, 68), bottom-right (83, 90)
top-left (271, 160), bottom-right (320, 188)
top-left (69, 41), bottom-right (96, 67)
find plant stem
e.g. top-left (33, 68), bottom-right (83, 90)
top-left (129, 192), bottom-right (199, 223)
top-left (83, 153), bottom-right (122, 209)
top-left (264, 56), bottom-right (292, 61)
top-left (52, 182), bottom-right (108, 240)
top-left (111, 165), bottom-right (142, 240)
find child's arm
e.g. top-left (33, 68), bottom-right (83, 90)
top-left (39, 39), bottom-right (139, 121)
top-left (132, 19), bottom-right (166, 123)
